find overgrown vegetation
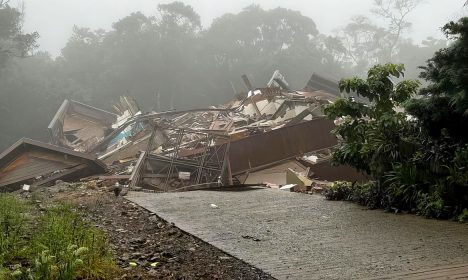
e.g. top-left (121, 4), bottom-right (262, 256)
top-left (325, 17), bottom-right (468, 221)
top-left (0, 194), bottom-right (117, 279)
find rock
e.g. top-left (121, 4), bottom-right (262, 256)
top-left (148, 254), bottom-right (160, 262)
top-left (129, 237), bottom-right (146, 244)
top-left (120, 187), bottom-right (129, 196)
top-left (279, 184), bottom-right (298, 192)
top-left (241, 235), bottom-right (261, 242)
top-left (210, 203), bottom-right (219, 209)
top-left (162, 251), bottom-right (174, 258)
top-left (120, 253), bottom-right (130, 261)
top-left (312, 186), bottom-right (324, 192)
top-left (131, 252), bottom-right (142, 258)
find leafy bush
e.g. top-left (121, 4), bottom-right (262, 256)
top-left (325, 181), bottom-right (381, 209)
top-left (325, 60), bottom-right (468, 219)
top-left (458, 209), bottom-right (468, 223)
top-left (324, 181), bottom-right (354, 201)
top-left (31, 204), bottom-right (117, 279)
top-left (416, 192), bottom-right (445, 218)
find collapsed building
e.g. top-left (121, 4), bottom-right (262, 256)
top-left (0, 71), bottom-right (366, 193)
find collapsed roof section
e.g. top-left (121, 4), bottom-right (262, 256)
top-left (303, 72), bottom-right (341, 96)
top-left (0, 138), bottom-right (106, 191)
top-left (48, 99), bottom-right (118, 152)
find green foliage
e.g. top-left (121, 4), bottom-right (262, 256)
top-left (0, 2), bottom-right (39, 67)
top-left (416, 192), bottom-right (445, 218)
top-left (0, 195), bottom-right (117, 279)
top-left (407, 17), bottom-right (468, 142)
top-left (458, 209), bottom-right (468, 223)
top-left (0, 195), bottom-right (29, 266)
top-left (324, 181), bottom-right (354, 201)
top-left (325, 63), bottom-right (420, 179)
top-left (325, 181), bottom-right (381, 209)
top-left (326, 24), bottom-right (468, 218)
top-left (31, 204), bottom-right (116, 279)
top-left (447, 145), bottom-right (468, 186)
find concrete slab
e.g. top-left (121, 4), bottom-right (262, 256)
top-left (127, 188), bottom-right (468, 280)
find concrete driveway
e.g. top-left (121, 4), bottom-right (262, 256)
top-left (127, 187), bottom-right (468, 279)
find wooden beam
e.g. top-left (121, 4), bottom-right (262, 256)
top-left (129, 151), bottom-right (146, 189)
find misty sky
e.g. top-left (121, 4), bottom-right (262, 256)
top-left (16, 0), bottom-right (468, 56)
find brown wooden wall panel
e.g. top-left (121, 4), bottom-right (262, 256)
top-left (229, 118), bottom-right (337, 174)
top-left (0, 159), bottom-right (68, 186)
top-left (308, 161), bottom-right (369, 182)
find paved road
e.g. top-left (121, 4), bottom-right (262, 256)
top-left (127, 188), bottom-right (468, 280)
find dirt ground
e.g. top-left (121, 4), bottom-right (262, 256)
top-left (33, 183), bottom-right (274, 280)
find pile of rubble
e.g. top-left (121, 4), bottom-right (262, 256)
top-left (0, 71), bottom-right (366, 193)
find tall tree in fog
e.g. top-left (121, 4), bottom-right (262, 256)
top-left (157, 2), bottom-right (201, 108)
top-left (0, 0), bottom-right (38, 68)
top-left (58, 2), bottom-right (205, 109)
top-left (406, 17), bottom-right (468, 141)
top-left (372, 0), bottom-right (423, 60)
top-left (0, 2), bottom-right (63, 148)
top-left (337, 0), bottom-right (430, 76)
top-left (203, 5), bottom-right (345, 88)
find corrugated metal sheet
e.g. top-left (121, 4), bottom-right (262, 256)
top-left (229, 118), bottom-right (337, 174)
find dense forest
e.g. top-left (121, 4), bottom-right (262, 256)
top-left (0, 0), bottom-right (449, 150)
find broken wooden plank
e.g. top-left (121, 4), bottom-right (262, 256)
top-left (0, 138), bottom-right (106, 191)
top-left (128, 151), bottom-right (146, 189)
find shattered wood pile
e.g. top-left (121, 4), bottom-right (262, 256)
top-left (0, 70), bottom-right (367, 193)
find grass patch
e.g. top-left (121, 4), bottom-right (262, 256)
top-left (0, 194), bottom-right (117, 279)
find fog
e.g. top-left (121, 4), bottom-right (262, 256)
top-left (19, 0), bottom-right (467, 56)
top-left (1, 0), bottom-right (467, 149)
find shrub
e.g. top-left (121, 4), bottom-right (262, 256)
top-left (0, 195), bottom-right (117, 279)
top-left (325, 181), bottom-right (381, 209)
top-left (31, 204), bottom-right (117, 279)
top-left (457, 209), bottom-right (468, 223)
top-left (324, 181), bottom-right (353, 201)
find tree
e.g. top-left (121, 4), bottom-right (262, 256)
top-left (203, 5), bottom-right (342, 91)
top-left (324, 64), bottom-right (468, 217)
top-left (371, 0), bottom-right (423, 60)
top-left (324, 64), bottom-right (419, 180)
top-left (337, 16), bottom-right (394, 74)
top-left (394, 36), bottom-right (447, 79)
top-left (406, 17), bottom-right (468, 142)
top-left (336, 0), bottom-right (424, 75)
top-left (325, 20), bottom-right (468, 217)
top-left (0, 1), bottom-right (38, 68)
